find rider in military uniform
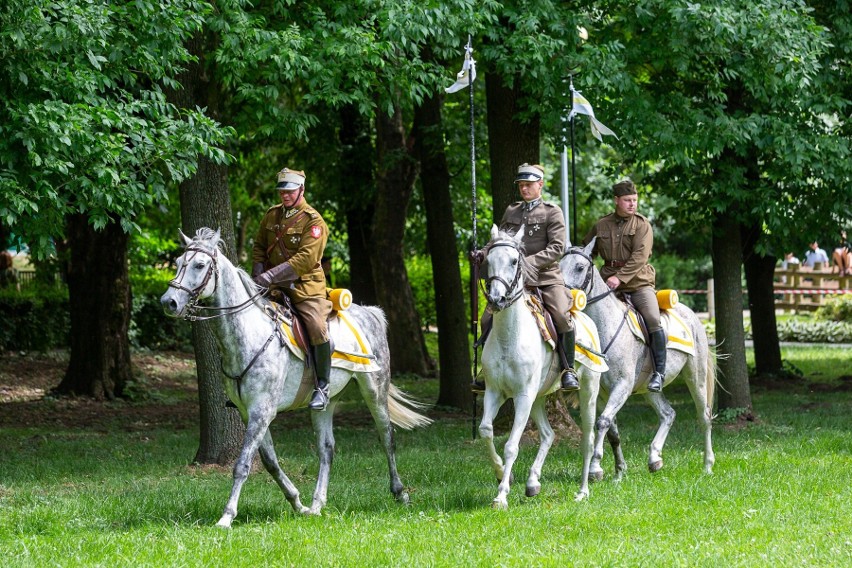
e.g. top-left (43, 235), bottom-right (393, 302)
top-left (252, 168), bottom-right (334, 411)
top-left (473, 163), bottom-right (579, 392)
top-left (584, 179), bottom-right (666, 392)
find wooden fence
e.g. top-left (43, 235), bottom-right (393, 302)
top-left (773, 263), bottom-right (852, 312)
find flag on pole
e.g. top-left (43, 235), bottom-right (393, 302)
top-left (445, 42), bottom-right (476, 94)
top-left (570, 91), bottom-right (617, 141)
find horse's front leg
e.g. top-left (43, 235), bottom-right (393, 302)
top-left (478, 387), bottom-right (506, 482)
top-left (645, 392), bottom-right (676, 473)
top-left (257, 430), bottom-right (309, 515)
top-left (525, 398), bottom-right (553, 498)
top-left (492, 393), bottom-right (535, 510)
top-left (308, 399), bottom-right (340, 515)
top-left (575, 369), bottom-right (600, 501)
top-left (216, 405), bottom-right (276, 528)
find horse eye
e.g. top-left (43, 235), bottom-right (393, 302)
top-left (194, 261), bottom-right (206, 270)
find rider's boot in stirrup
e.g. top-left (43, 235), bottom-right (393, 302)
top-left (647, 329), bottom-right (667, 393)
top-left (309, 341), bottom-right (332, 411)
top-left (559, 330), bottom-right (580, 392)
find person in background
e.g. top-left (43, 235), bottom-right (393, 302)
top-left (780, 252), bottom-right (800, 269)
top-left (831, 230), bottom-right (852, 276)
top-left (803, 241), bottom-right (829, 268)
top-left (584, 179), bottom-right (666, 393)
top-left (252, 167), bottom-right (333, 411)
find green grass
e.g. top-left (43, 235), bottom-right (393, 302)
top-left (2, 348), bottom-right (851, 566)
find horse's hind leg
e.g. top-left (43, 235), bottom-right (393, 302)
top-left (606, 418), bottom-right (627, 481)
top-left (645, 392), bottom-right (676, 473)
top-left (683, 362), bottom-right (715, 473)
top-left (308, 399), bottom-right (340, 515)
top-left (257, 431), bottom-right (309, 515)
top-left (355, 373), bottom-right (408, 504)
top-left (525, 398), bottom-right (553, 498)
top-left (576, 369), bottom-right (600, 500)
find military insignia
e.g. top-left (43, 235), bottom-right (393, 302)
top-left (290, 236), bottom-right (299, 244)
top-left (528, 229), bottom-right (534, 236)
top-left (533, 224), bottom-right (540, 232)
top-left (285, 208), bottom-right (298, 218)
top-left (311, 225), bottom-right (321, 238)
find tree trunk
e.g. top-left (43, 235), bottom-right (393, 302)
top-left (712, 213), bottom-right (753, 415)
top-left (170, 32), bottom-right (244, 466)
top-left (741, 222), bottom-right (783, 376)
top-left (413, 91), bottom-right (473, 410)
top-left (371, 101), bottom-right (433, 376)
top-left (339, 104), bottom-right (377, 305)
top-left (54, 214), bottom-right (132, 400)
top-left (485, 72), bottom-right (541, 218)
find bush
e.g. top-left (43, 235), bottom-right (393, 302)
top-left (0, 285), bottom-right (70, 351)
top-left (651, 253), bottom-right (713, 312)
top-left (814, 294), bottom-right (852, 322)
top-left (129, 292), bottom-right (193, 351)
top-left (405, 255), bottom-right (436, 329)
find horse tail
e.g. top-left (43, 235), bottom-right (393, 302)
top-left (706, 344), bottom-right (719, 415)
top-left (388, 384), bottom-right (433, 430)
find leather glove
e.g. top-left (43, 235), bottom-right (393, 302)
top-left (251, 262), bottom-right (265, 278)
top-left (254, 262), bottom-right (298, 288)
top-left (469, 249), bottom-right (485, 264)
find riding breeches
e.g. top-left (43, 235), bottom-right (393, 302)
top-left (539, 284), bottom-right (574, 334)
top-left (630, 286), bottom-right (662, 333)
top-left (291, 295), bottom-right (333, 345)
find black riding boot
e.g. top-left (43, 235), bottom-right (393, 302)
top-left (559, 330), bottom-right (580, 391)
top-left (647, 329), bottom-right (667, 392)
top-left (308, 341), bottom-right (332, 411)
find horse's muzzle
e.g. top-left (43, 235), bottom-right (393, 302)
top-left (160, 292), bottom-right (184, 318)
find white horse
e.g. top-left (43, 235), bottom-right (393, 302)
top-left (160, 228), bottom-right (431, 527)
top-left (559, 239), bottom-right (715, 480)
top-left (478, 225), bottom-right (602, 509)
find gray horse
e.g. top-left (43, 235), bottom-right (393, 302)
top-left (559, 239), bottom-right (715, 480)
top-left (160, 228), bottom-right (430, 527)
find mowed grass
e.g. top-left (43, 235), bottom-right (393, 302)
top-left (1, 347), bottom-right (851, 567)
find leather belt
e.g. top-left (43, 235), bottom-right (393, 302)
top-left (606, 260), bottom-right (626, 268)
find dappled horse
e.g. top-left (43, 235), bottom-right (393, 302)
top-left (478, 226), bottom-right (604, 509)
top-left (559, 239), bottom-right (715, 480)
top-left (160, 228), bottom-right (431, 527)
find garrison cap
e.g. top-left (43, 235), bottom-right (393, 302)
top-left (276, 168), bottom-right (306, 191)
top-left (514, 163), bottom-right (544, 183)
top-left (612, 179), bottom-right (637, 197)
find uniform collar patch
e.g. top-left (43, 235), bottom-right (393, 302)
top-left (523, 198), bottom-right (541, 212)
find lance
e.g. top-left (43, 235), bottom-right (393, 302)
top-left (466, 35), bottom-right (479, 441)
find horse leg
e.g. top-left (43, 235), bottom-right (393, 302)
top-left (645, 392), bottom-right (676, 473)
top-left (257, 430), bottom-right (309, 515)
top-left (524, 398), bottom-right (553, 498)
top-left (591, 386), bottom-right (631, 482)
top-left (607, 418), bottom-right (627, 481)
top-left (683, 363), bottom-right (716, 474)
top-left (575, 369), bottom-right (600, 501)
top-left (216, 406), bottom-right (276, 528)
top-left (492, 393), bottom-right (535, 510)
top-left (478, 388), bottom-right (507, 483)
top-left (355, 373), bottom-right (409, 504)
top-left (308, 399), bottom-right (340, 515)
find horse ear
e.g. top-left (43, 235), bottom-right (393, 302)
top-left (178, 229), bottom-right (192, 247)
top-left (490, 224), bottom-right (499, 240)
top-left (213, 227), bottom-right (221, 245)
top-left (584, 237), bottom-right (596, 256)
top-left (514, 224), bottom-right (525, 244)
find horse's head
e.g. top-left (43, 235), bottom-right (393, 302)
top-left (160, 228), bottom-right (222, 318)
top-left (484, 224), bottom-right (534, 311)
top-left (559, 237), bottom-right (597, 294)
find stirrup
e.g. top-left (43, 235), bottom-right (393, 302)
top-left (560, 368), bottom-right (580, 392)
top-left (308, 387), bottom-right (329, 411)
top-left (647, 371), bottom-right (664, 393)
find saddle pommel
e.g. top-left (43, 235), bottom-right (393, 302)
top-left (570, 289), bottom-right (587, 312)
top-left (657, 289), bottom-right (679, 310)
top-left (327, 288), bottom-right (352, 311)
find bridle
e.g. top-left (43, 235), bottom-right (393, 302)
top-left (167, 244), bottom-right (265, 321)
top-left (562, 247), bottom-right (612, 305)
top-left (483, 240), bottom-right (525, 310)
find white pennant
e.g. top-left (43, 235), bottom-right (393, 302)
top-left (446, 44), bottom-right (476, 94)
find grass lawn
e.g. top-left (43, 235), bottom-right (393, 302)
top-left (1, 346), bottom-right (851, 567)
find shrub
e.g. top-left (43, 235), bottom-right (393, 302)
top-left (651, 253), bottom-right (713, 312)
top-left (814, 294), bottom-right (852, 322)
top-left (0, 285), bottom-right (70, 351)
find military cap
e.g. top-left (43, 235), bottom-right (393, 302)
top-left (514, 163), bottom-right (544, 183)
top-left (612, 179), bottom-right (637, 197)
top-left (276, 168), bottom-right (306, 191)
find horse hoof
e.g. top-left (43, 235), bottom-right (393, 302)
top-left (525, 484), bottom-right (541, 498)
top-left (397, 492), bottom-right (411, 505)
top-left (574, 490), bottom-right (589, 502)
top-left (649, 460), bottom-right (663, 473)
top-left (491, 499), bottom-right (508, 511)
top-left (215, 519), bottom-right (233, 529)
top-left (589, 471), bottom-right (604, 483)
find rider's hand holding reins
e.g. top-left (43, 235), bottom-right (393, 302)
top-left (254, 262), bottom-right (298, 288)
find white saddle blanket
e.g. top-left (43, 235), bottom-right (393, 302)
top-left (281, 311), bottom-right (380, 373)
top-left (625, 308), bottom-right (696, 356)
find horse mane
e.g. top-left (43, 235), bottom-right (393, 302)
top-left (488, 229), bottom-right (539, 284)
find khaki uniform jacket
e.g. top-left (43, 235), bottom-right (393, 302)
top-left (252, 200), bottom-right (328, 303)
top-left (499, 200), bottom-right (566, 287)
top-left (584, 212), bottom-right (656, 292)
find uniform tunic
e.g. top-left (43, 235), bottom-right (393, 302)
top-left (499, 199), bottom-right (573, 332)
top-left (252, 200), bottom-right (332, 343)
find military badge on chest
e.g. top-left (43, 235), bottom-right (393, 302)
top-left (285, 208), bottom-right (299, 219)
top-left (529, 224), bottom-right (541, 236)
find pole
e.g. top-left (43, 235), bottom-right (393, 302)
top-left (569, 76), bottom-right (578, 245)
top-left (466, 35), bottom-right (479, 440)
top-left (560, 80), bottom-right (570, 240)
